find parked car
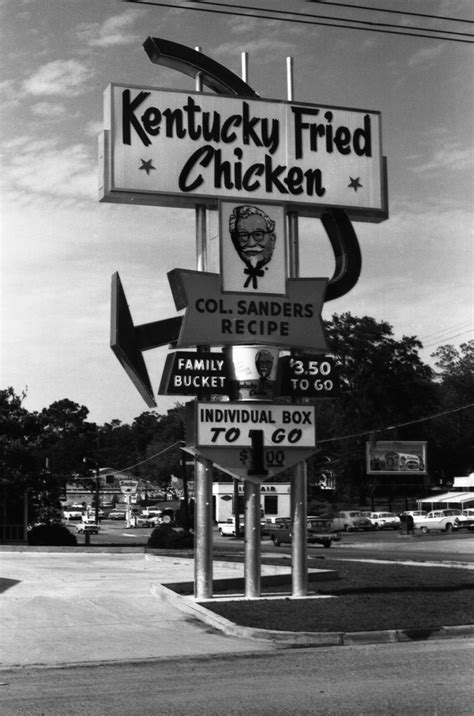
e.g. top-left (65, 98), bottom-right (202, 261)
top-left (415, 509), bottom-right (462, 533)
top-left (330, 511), bottom-right (372, 531)
top-left (453, 509), bottom-right (474, 530)
top-left (63, 508), bottom-right (83, 521)
top-left (267, 518), bottom-right (341, 548)
top-left (400, 510), bottom-right (427, 519)
top-left (364, 511), bottom-right (401, 530)
top-left (261, 517), bottom-right (288, 536)
top-left (77, 522), bottom-right (100, 534)
top-left (136, 513), bottom-right (162, 528)
top-left (108, 509), bottom-right (126, 520)
top-left (218, 519), bottom-right (243, 536)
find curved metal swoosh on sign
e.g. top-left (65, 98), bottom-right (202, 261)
top-left (321, 209), bottom-right (362, 301)
top-left (143, 37), bottom-right (259, 98)
top-left (144, 37), bottom-right (362, 302)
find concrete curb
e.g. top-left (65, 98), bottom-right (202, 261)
top-left (152, 583), bottom-right (474, 648)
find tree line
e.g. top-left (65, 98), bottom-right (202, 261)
top-left (1, 313), bottom-right (472, 523)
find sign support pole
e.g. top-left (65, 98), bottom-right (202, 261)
top-left (287, 56), bottom-right (308, 598)
top-left (244, 480), bottom-right (261, 598)
top-left (193, 50), bottom-right (214, 600)
top-left (241, 50), bottom-right (263, 599)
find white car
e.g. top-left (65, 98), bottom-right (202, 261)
top-left (400, 511), bottom-right (427, 520)
top-left (63, 508), bottom-right (83, 521)
top-left (136, 514), bottom-right (162, 527)
top-left (77, 522), bottom-right (100, 534)
top-left (415, 509), bottom-right (462, 533)
top-left (218, 519), bottom-right (242, 536)
top-left (454, 509), bottom-right (474, 530)
top-left (365, 512), bottom-right (401, 530)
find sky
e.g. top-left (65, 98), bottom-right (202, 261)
top-left (1, 0), bottom-right (473, 426)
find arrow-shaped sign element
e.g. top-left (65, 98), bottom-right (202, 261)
top-left (110, 272), bottom-right (182, 407)
top-left (168, 269), bottom-right (328, 352)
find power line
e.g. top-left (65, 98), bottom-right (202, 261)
top-left (192, 0), bottom-right (474, 37)
top-left (125, 1), bottom-right (474, 43)
top-left (420, 320), bottom-right (474, 343)
top-left (109, 403), bottom-right (474, 472)
top-left (305, 1), bottom-right (474, 25)
top-left (109, 440), bottom-right (182, 475)
top-left (318, 402), bottom-right (474, 444)
top-left (423, 330), bottom-right (474, 351)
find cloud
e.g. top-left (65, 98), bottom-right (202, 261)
top-left (411, 142), bottom-right (474, 174)
top-left (23, 59), bottom-right (92, 97)
top-left (407, 43), bottom-right (444, 68)
top-left (76, 8), bottom-right (143, 48)
top-left (31, 101), bottom-right (67, 118)
top-left (215, 36), bottom-right (294, 64)
top-left (4, 137), bottom-right (96, 200)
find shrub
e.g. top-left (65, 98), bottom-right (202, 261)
top-left (147, 524), bottom-right (194, 549)
top-left (28, 523), bottom-right (77, 546)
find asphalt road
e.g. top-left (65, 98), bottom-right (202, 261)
top-left (75, 520), bottom-right (474, 564)
top-left (1, 640), bottom-right (472, 715)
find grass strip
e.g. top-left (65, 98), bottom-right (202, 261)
top-left (200, 560), bottom-right (474, 632)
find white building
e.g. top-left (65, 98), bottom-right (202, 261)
top-left (417, 473), bottom-right (474, 511)
top-left (212, 481), bottom-right (291, 523)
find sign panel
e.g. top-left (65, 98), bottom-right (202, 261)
top-left (120, 480), bottom-right (139, 495)
top-left (366, 441), bottom-right (427, 476)
top-left (196, 402), bottom-right (316, 449)
top-left (168, 269), bottom-right (328, 351)
top-left (158, 350), bottom-right (229, 395)
top-left (101, 84), bottom-right (387, 222)
top-left (277, 355), bottom-right (340, 399)
top-left (183, 445), bottom-right (318, 481)
top-left (220, 202), bottom-right (287, 295)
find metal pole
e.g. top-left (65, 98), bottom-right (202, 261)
top-left (95, 464), bottom-right (100, 525)
top-left (193, 46), bottom-right (214, 600)
top-left (194, 457), bottom-right (213, 599)
top-left (291, 463), bottom-right (308, 596)
top-left (244, 480), bottom-right (261, 598)
top-left (95, 430), bottom-right (100, 525)
top-left (240, 49), bottom-right (263, 598)
top-left (287, 56), bottom-right (308, 597)
top-left (233, 478), bottom-right (241, 538)
top-left (23, 491), bottom-right (28, 543)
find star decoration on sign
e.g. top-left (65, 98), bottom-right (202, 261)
top-left (348, 176), bottom-right (363, 192)
top-left (139, 158), bottom-right (156, 175)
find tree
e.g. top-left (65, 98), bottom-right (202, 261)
top-left (429, 341), bottom-right (474, 480)
top-left (310, 313), bottom-right (439, 505)
top-left (137, 406), bottom-right (186, 487)
top-left (40, 399), bottom-right (97, 478)
top-left (0, 388), bottom-right (60, 525)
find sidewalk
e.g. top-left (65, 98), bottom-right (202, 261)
top-left (0, 551), bottom-right (303, 669)
top-left (1, 540), bottom-right (472, 669)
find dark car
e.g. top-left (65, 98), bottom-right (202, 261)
top-left (268, 518), bottom-right (341, 548)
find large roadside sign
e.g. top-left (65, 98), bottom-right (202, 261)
top-left (100, 84), bottom-right (387, 223)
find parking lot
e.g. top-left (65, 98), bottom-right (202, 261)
top-left (67, 518), bottom-right (474, 564)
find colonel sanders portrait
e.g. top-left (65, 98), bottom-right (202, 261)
top-left (229, 205), bottom-right (276, 290)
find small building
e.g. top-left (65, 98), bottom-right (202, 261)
top-left (63, 468), bottom-right (165, 509)
top-left (212, 481), bottom-right (291, 523)
top-left (416, 473), bottom-right (474, 511)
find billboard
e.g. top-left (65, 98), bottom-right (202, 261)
top-left (100, 84), bottom-right (387, 222)
top-left (366, 441), bottom-right (427, 476)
